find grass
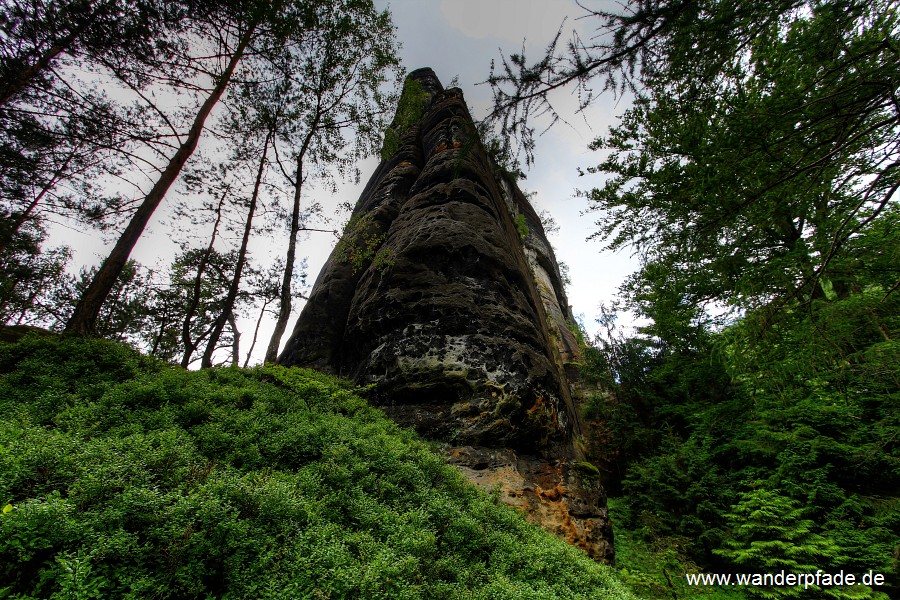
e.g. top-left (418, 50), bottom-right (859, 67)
top-left (0, 334), bottom-right (635, 599)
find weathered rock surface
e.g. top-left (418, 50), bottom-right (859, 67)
top-left (279, 68), bottom-right (613, 563)
top-left (447, 446), bottom-right (613, 562)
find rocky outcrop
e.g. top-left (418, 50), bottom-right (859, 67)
top-left (278, 68), bottom-right (613, 563)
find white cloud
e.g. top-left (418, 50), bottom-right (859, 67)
top-left (439, 0), bottom-right (573, 44)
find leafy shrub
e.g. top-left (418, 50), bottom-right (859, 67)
top-left (334, 212), bottom-right (393, 274)
top-left (514, 213), bottom-right (529, 240)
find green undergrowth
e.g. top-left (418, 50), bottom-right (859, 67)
top-left (609, 498), bottom-right (747, 600)
top-left (0, 335), bottom-right (634, 599)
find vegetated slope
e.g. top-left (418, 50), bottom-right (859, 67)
top-left (0, 335), bottom-right (634, 599)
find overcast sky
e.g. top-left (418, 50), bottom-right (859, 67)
top-left (60, 0), bottom-right (639, 363)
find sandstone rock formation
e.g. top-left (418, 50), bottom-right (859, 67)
top-left (278, 68), bottom-right (613, 562)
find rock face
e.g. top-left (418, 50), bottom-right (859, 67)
top-left (278, 68), bottom-right (613, 563)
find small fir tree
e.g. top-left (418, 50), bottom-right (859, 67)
top-left (716, 485), bottom-right (879, 599)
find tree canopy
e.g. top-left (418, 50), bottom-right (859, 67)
top-left (490, 0), bottom-right (899, 330)
top-left (1, 0), bottom-right (401, 364)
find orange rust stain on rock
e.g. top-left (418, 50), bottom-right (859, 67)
top-left (537, 483), bottom-right (566, 502)
top-left (452, 453), bottom-right (614, 562)
top-left (527, 395), bottom-right (546, 415)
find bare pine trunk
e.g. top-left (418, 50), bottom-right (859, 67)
top-left (180, 192), bottom-right (228, 367)
top-left (228, 311), bottom-right (240, 366)
top-left (264, 122), bottom-right (318, 362)
top-left (244, 297), bottom-right (272, 368)
top-left (65, 24), bottom-right (256, 336)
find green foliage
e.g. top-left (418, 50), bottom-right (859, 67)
top-left (381, 127), bottom-right (402, 161)
top-left (579, 293), bottom-right (900, 597)
top-left (572, 461), bottom-right (601, 480)
top-left (610, 499), bottom-right (746, 600)
top-left (584, 1), bottom-right (899, 324)
top-left (714, 486), bottom-right (872, 599)
top-left (478, 123), bottom-right (526, 181)
top-left (514, 213), bottom-right (529, 241)
top-left (380, 77), bottom-right (430, 160)
top-left (0, 335), bottom-right (634, 599)
top-left (490, 1), bottom-right (899, 597)
top-left (334, 212), bottom-right (394, 274)
top-left (0, 217), bottom-right (72, 328)
top-left (147, 247), bottom-right (245, 365)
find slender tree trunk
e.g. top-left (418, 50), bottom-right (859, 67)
top-left (264, 121), bottom-right (319, 363)
top-left (201, 130), bottom-right (271, 368)
top-left (180, 192), bottom-right (228, 367)
top-left (0, 151), bottom-right (76, 260)
top-left (244, 297), bottom-right (273, 368)
top-left (227, 311), bottom-right (240, 366)
top-left (65, 23), bottom-right (256, 336)
top-left (150, 314), bottom-right (169, 356)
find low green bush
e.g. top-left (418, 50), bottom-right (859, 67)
top-left (0, 335), bottom-right (633, 599)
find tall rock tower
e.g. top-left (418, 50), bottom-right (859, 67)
top-left (279, 68), bottom-right (613, 562)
